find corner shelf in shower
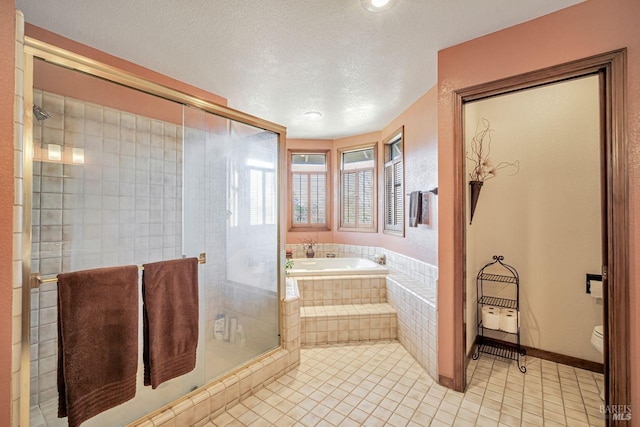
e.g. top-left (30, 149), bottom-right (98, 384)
top-left (472, 255), bottom-right (526, 373)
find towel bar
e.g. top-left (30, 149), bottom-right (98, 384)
top-left (31, 253), bottom-right (207, 289)
top-left (406, 187), bottom-right (438, 196)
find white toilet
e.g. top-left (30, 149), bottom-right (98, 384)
top-left (590, 325), bottom-right (605, 400)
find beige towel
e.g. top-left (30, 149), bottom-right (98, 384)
top-left (420, 192), bottom-right (430, 225)
top-left (57, 265), bottom-right (139, 427)
top-left (142, 257), bottom-right (199, 388)
top-left (409, 191), bottom-right (422, 227)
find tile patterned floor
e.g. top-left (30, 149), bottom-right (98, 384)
top-left (207, 341), bottom-right (605, 426)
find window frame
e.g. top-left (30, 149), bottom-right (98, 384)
top-left (383, 127), bottom-right (405, 236)
top-left (338, 144), bottom-right (377, 233)
top-left (287, 149), bottom-right (331, 232)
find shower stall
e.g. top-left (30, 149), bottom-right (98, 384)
top-left (22, 43), bottom-right (284, 426)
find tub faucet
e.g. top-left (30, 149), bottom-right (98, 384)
top-left (374, 254), bottom-right (386, 265)
top-left (326, 253), bottom-right (336, 258)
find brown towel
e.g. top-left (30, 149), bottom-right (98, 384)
top-left (57, 266), bottom-right (139, 427)
top-left (409, 191), bottom-right (422, 227)
top-left (142, 257), bottom-right (199, 388)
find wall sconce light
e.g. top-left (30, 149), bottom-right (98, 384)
top-left (48, 144), bottom-right (62, 161)
top-left (72, 148), bottom-right (85, 164)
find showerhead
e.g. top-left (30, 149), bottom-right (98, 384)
top-left (33, 104), bottom-right (51, 121)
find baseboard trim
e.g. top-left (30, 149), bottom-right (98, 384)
top-left (438, 375), bottom-right (455, 389)
top-left (467, 342), bottom-right (477, 360)
top-left (479, 336), bottom-right (604, 373)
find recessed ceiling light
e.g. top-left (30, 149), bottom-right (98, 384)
top-left (362, 0), bottom-right (394, 12)
top-left (304, 111), bottom-right (322, 119)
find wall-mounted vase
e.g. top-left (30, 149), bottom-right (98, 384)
top-left (469, 180), bottom-right (483, 224)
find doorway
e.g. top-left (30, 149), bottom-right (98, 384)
top-left (452, 49), bottom-right (629, 420)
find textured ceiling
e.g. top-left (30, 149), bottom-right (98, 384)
top-left (17, 0), bottom-right (583, 139)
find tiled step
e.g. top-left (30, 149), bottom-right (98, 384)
top-left (300, 303), bottom-right (397, 345)
top-left (294, 274), bottom-right (388, 307)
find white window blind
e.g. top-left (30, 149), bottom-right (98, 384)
top-left (291, 153), bottom-right (328, 228)
top-left (342, 172), bottom-right (356, 226)
top-left (264, 171), bottom-right (275, 225)
top-left (340, 147), bottom-right (375, 230)
top-left (358, 169), bottom-right (374, 226)
top-left (249, 169), bottom-right (263, 225)
top-left (249, 169), bottom-right (276, 226)
top-left (384, 137), bottom-right (403, 233)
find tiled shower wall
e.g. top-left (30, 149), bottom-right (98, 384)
top-left (12, 10), bottom-right (24, 427)
top-left (30, 89), bottom-right (184, 405)
top-left (29, 90), bottom-right (280, 410)
top-left (31, 89), bottom-right (184, 273)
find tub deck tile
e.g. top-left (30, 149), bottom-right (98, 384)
top-left (300, 303), bottom-right (397, 346)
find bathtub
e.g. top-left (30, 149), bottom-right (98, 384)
top-left (288, 257), bottom-right (388, 276)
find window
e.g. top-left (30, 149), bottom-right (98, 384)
top-left (248, 148), bottom-right (276, 226)
top-left (339, 146), bottom-right (376, 231)
top-left (383, 128), bottom-right (404, 235)
top-left (290, 151), bottom-right (330, 230)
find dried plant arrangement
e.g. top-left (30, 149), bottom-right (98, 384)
top-left (299, 235), bottom-right (318, 258)
top-left (467, 118), bottom-right (520, 182)
top-left (299, 236), bottom-right (317, 249)
top-left (467, 118), bottom-right (519, 224)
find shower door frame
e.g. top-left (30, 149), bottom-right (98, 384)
top-left (20, 37), bottom-right (288, 426)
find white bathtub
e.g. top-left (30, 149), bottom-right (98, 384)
top-left (288, 258), bottom-right (388, 276)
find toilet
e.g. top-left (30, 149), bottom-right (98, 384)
top-left (590, 325), bottom-right (605, 400)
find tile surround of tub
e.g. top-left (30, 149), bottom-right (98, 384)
top-left (387, 274), bottom-right (438, 381)
top-left (285, 243), bottom-right (438, 287)
top-left (296, 274), bottom-right (387, 306)
top-left (287, 243), bottom-right (438, 379)
top-left (300, 304), bottom-right (397, 345)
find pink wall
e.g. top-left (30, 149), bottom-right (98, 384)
top-left (0, 2), bottom-right (15, 425)
top-left (26, 24), bottom-right (228, 108)
top-left (286, 87), bottom-right (439, 265)
top-left (437, 0), bottom-right (640, 407)
top-left (377, 87), bottom-right (438, 264)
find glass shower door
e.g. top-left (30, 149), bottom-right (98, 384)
top-left (183, 106), bottom-right (280, 381)
top-left (27, 57), bottom-right (281, 427)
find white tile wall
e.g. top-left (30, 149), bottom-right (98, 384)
top-left (300, 304), bottom-right (397, 345)
top-left (387, 275), bottom-right (438, 381)
top-left (286, 243), bottom-right (438, 286)
top-left (12, 11), bottom-right (25, 427)
top-left (30, 91), bottom-right (185, 405)
top-left (296, 275), bottom-right (387, 306)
